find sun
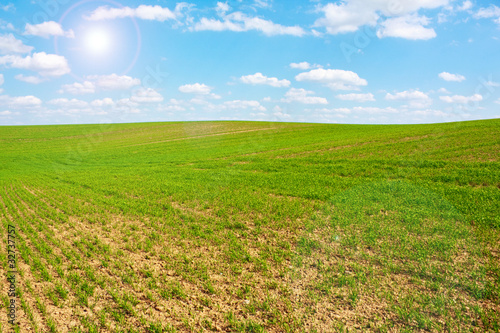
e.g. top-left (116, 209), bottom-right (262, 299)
top-left (84, 28), bottom-right (111, 55)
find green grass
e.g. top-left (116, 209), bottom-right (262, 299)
top-left (0, 119), bottom-right (499, 331)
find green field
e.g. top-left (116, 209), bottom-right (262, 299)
top-left (1, 119), bottom-right (499, 332)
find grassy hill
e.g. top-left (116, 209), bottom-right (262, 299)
top-left (0, 119), bottom-right (499, 332)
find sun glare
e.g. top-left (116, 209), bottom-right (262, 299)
top-left (84, 28), bottom-right (110, 55)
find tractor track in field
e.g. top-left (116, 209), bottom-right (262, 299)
top-left (117, 127), bottom-right (284, 148)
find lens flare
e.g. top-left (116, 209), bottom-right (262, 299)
top-left (84, 28), bottom-right (110, 55)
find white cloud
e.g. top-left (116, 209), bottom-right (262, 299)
top-left (273, 110), bottom-right (291, 119)
top-left (58, 74), bottom-right (141, 94)
top-left (58, 81), bottom-right (95, 95)
top-left (0, 73), bottom-right (3, 85)
top-left (314, 2), bottom-right (379, 34)
top-left (485, 81), bottom-right (500, 87)
top-left (377, 15), bottom-right (436, 40)
top-left (240, 72), bottom-right (290, 87)
top-left (440, 94), bottom-right (482, 103)
top-left (0, 52), bottom-right (70, 76)
top-left (116, 98), bottom-right (140, 113)
top-left (24, 21), bottom-right (74, 38)
top-left (193, 11), bottom-right (305, 36)
top-left (88, 74), bottom-right (141, 90)
top-left (495, 98), bottom-right (500, 104)
top-left (438, 72), bottom-right (466, 82)
top-left (385, 89), bottom-right (432, 108)
top-left (254, 0), bottom-right (272, 9)
top-left (314, 0), bottom-right (448, 36)
top-left (437, 87), bottom-right (451, 94)
top-left (0, 110), bottom-right (12, 116)
top-left (216, 2), bottom-right (229, 15)
top-left (0, 33), bottom-right (34, 54)
top-left (289, 62), bottom-right (321, 70)
top-left (14, 74), bottom-right (46, 84)
top-left (223, 100), bottom-right (266, 111)
top-left (282, 88), bottom-right (328, 104)
top-left (352, 106), bottom-right (398, 114)
top-left (315, 106), bottom-right (397, 116)
top-left (412, 109), bottom-right (448, 117)
top-left (86, 5), bottom-right (177, 21)
top-left (179, 83), bottom-right (213, 95)
top-left (474, 5), bottom-right (500, 25)
top-left (130, 88), bottom-right (164, 103)
top-left (0, 95), bottom-right (42, 108)
top-left (315, 107), bottom-right (352, 114)
top-left (290, 62), bottom-right (311, 70)
top-left (295, 68), bottom-right (367, 90)
top-left (335, 93), bottom-right (375, 102)
top-left (0, 20), bottom-right (14, 30)
top-left (158, 102), bottom-right (186, 112)
top-left (474, 5), bottom-right (500, 19)
top-left (457, 1), bottom-right (473, 11)
top-left (48, 98), bottom-right (88, 108)
top-left (1, 4), bottom-right (14, 11)
top-left (90, 98), bottom-right (115, 107)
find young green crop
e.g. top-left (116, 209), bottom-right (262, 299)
top-left (0, 119), bottom-right (498, 331)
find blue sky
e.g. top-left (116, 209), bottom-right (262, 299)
top-left (0, 0), bottom-right (499, 125)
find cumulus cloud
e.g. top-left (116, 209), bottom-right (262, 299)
top-left (254, 0), bottom-right (272, 9)
top-left (58, 74), bottom-right (141, 94)
top-left (314, 2), bottom-right (379, 34)
top-left (91, 98), bottom-right (115, 107)
top-left (0, 95), bottom-right (42, 108)
top-left (290, 62), bottom-right (311, 70)
top-left (0, 33), bottom-right (34, 54)
top-left (385, 90), bottom-right (432, 108)
top-left (440, 94), bottom-right (482, 103)
top-left (216, 2), bottom-right (230, 15)
top-left (48, 98), bottom-right (88, 108)
top-left (273, 109), bottom-right (291, 119)
top-left (282, 88), bottom-right (328, 104)
top-left (439, 72), bottom-right (466, 82)
top-left (437, 87), bottom-right (451, 94)
top-left (223, 100), bottom-right (266, 111)
top-left (88, 74), bottom-right (141, 90)
top-left (457, 1), bottom-right (473, 11)
top-left (130, 88), bottom-right (164, 103)
top-left (240, 73), bottom-right (290, 87)
top-left (179, 83), bottom-right (213, 94)
top-left (0, 73), bottom-right (3, 85)
top-left (295, 68), bottom-right (367, 90)
top-left (335, 93), bottom-right (375, 102)
top-left (315, 107), bottom-right (352, 114)
top-left (178, 83), bottom-right (221, 99)
top-left (85, 5), bottom-right (177, 21)
top-left (474, 5), bottom-right (500, 21)
top-left (377, 15), bottom-right (436, 40)
top-left (412, 109), bottom-right (448, 117)
top-left (193, 11), bottom-right (305, 36)
top-left (24, 21), bottom-right (74, 38)
top-left (1, 4), bottom-right (14, 12)
top-left (484, 81), bottom-right (500, 87)
top-left (58, 81), bottom-right (95, 95)
top-left (0, 52), bottom-right (70, 76)
top-left (289, 62), bottom-right (321, 70)
top-left (314, 0), bottom-right (446, 39)
top-left (315, 106), bottom-right (397, 116)
top-left (352, 106), bottom-right (398, 114)
top-left (14, 74), bottom-right (46, 84)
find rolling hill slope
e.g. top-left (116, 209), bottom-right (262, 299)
top-left (0, 119), bottom-right (499, 332)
